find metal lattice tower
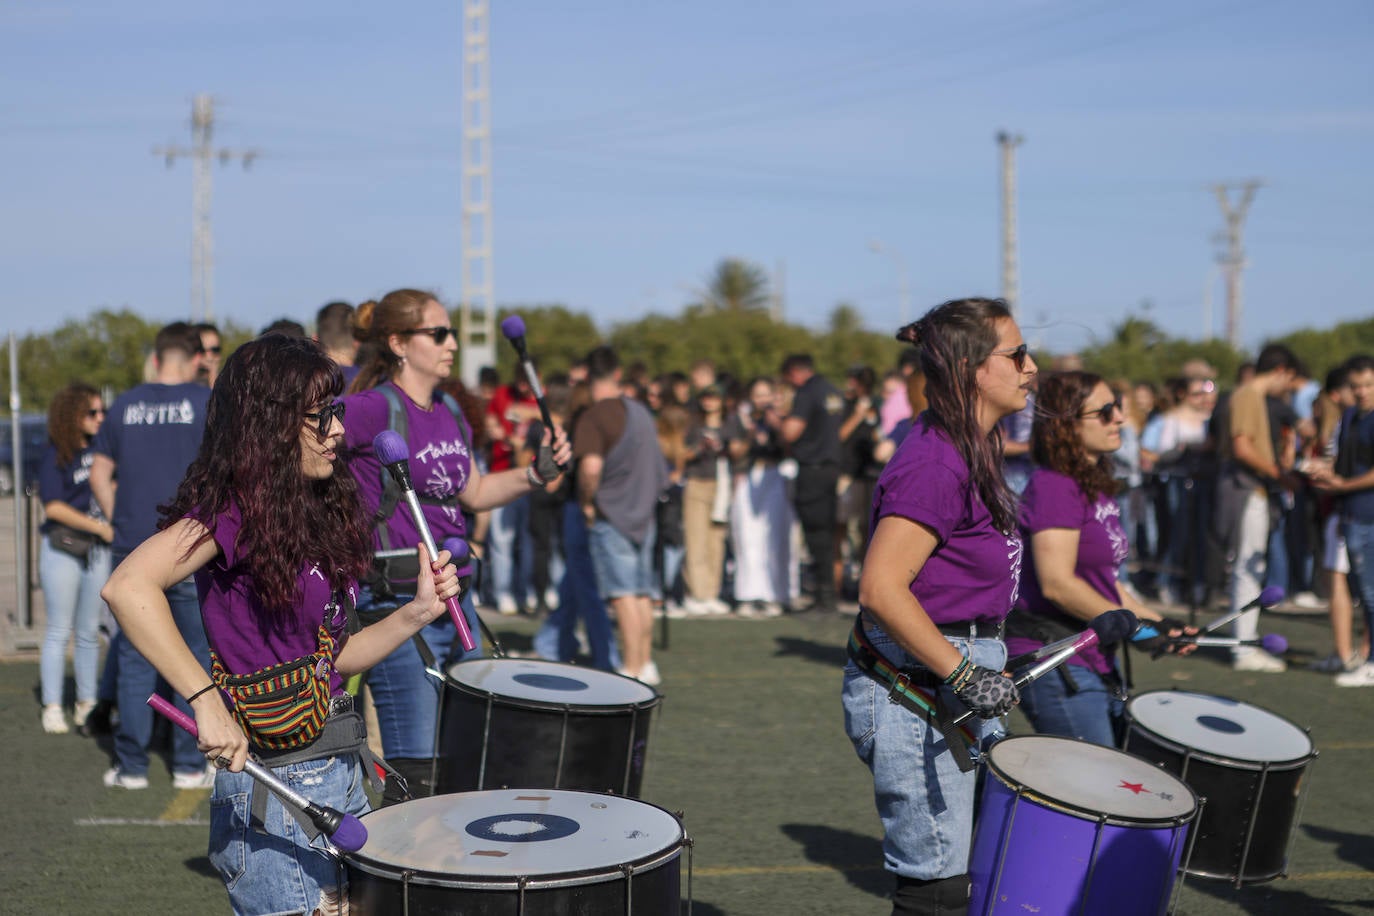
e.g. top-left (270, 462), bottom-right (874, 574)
top-left (459, 0), bottom-right (497, 385)
top-left (1213, 180), bottom-right (1262, 350)
top-left (154, 94), bottom-right (257, 322)
top-left (997, 131), bottom-right (1024, 320)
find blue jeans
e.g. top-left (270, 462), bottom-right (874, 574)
top-left (533, 502), bottom-right (620, 671)
top-left (1343, 520), bottom-right (1374, 662)
top-left (361, 586), bottom-right (482, 758)
top-left (40, 537), bottom-right (110, 706)
top-left (487, 494), bottom-right (533, 606)
top-left (841, 629), bottom-right (1007, 880)
top-left (1017, 662), bottom-right (1122, 748)
top-left (209, 754), bottom-right (367, 916)
top-left (113, 569), bottom-right (210, 777)
top-left (589, 518), bottom-right (659, 599)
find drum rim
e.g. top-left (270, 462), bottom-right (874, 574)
top-left (445, 658), bottom-right (662, 713)
top-left (986, 735), bottom-right (1198, 827)
top-left (1124, 689), bottom-right (1315, 767)
top-left (346, 840), bottom-right (685, 890)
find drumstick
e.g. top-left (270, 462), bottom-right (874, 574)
top-left (952, 610), bottom-right (1137, 727)
top-left (1005, 609), bottom-right (1139, 670)
top-left (147, 695), bottom-right (368, 853)
top-left (1173, 633), bottom-right (1288, 653)
top-left (499, 314), bottom-right (568, 473)
top-left (1201, 585), bottom-right (1285, 635)
top-left (373, 430), bottom-right (477, 652)
top-left (443, 536), bottom-right (507, 658)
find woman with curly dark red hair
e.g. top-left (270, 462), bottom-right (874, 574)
top-left (102, 334), bottom-right (460, 914)
top-left (1005, 370), bottom-right (1192, 747)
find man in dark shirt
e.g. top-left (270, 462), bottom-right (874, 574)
top-left (781, 353), bottom-right (844, 613)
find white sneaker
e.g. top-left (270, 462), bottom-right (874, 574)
top-left (41, 704), bottom-right (69, 734)
top-left (706, 598), bottom-right (732, 616)
top-left (637, 661), bottom-right (662, 687)
top-left (172, 767), bottom-right (216, 790)
top-left (1335, 662), bottom-right (1374, 687)
top-left (1233, 651), bottom-right (1287, 673)
top-left (1308, 652), bottom-right (1364, 674)
top-left (759, 602), bottom-right (784, 618)
top-left (681, 597), bottom-right (713, 617)
top-left (73, 700), bottom-right (96, 728)
top-left (1291, 591), bottom-right (1325, 609)
top-left (103, 767), bottom-right (149, 790)
top-left (735, 602), bottom-right (761, 619)
top-left (497, 595), bottom-right (519, 616)
top-left (664, 601), bottom-right (689, 620)
top-left (544, 588), bottom-right (560, 611)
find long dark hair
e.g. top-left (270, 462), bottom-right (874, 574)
top-left (896, 297), bottom-right (1016, 532)
top-left (161, 335), bottom-right (372, 613)
top-left (48, 382), bottom-right (100, 468)
top-left (1032, 371), bottom-right (1119, 500)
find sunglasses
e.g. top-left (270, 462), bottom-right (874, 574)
top-left (1079, 398), bottom-right (1123, 424)
top-left (87, 408), bottom-right (106, 418)
top-left (205, 345), bottom-right (222, 356)
top-left (304, 401), bottom-right (346, 437)
top-left (989, 343), bottom-right (1030, 372)
top-left (402, 326), bottom-right (457, 345)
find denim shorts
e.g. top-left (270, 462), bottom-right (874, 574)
top-left (209, 754), bottom-right (368, 916)
top-left (588, 518), bottom-right (659, 599)
top-left (841, 627), bottom-right (1006, 880)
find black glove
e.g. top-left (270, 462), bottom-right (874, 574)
top-left (1132, 616), bottom-right (1189, 658)
top-left (533, 443), bottom-right (562, 483)
top-left (951, 665), bottom-right (1019, 719)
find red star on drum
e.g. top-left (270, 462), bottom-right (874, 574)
top-left (1119, 780), bottom-right (1147, 795)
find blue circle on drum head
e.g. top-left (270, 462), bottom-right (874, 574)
top-left (1196, 714), bottom-right (1245, 735)
top-left (466, 813), bottom-right (581, 843)
top-left (513, 673), bottom-right (589, 692)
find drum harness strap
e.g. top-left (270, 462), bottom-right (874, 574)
top-left (1003, 609), bottom-right (1127, 700)
top-left (846, 614), bottom-right (981, 773)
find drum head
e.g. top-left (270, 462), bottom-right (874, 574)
top-left (988, 735), bottom-right (1196, 825)
top-left (1127, 691), bottom-right (1312, 764)
top-left (446, 658), bottom-right (658, 707)
top-left (354, 790), bottom-right (683, 879)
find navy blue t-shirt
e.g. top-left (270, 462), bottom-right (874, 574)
top-left (91, 382), bottom-right (210, 553)
top-left (1337, 407), bottom-right (1374, 524)
top-left (37, 443), bottom-right (99, 535)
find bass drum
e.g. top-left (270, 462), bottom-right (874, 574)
top-left (1123, 689), bottom-right (1316, 885)
top-left (347, 790), bottom-right (688, 915)
top-left (969, 735), bottom-right (1197, 916)
top-left (437, 658), bottom-right (660, 797)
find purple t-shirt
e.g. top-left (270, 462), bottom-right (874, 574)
top-left (1008, 468), bottom-right (1129, 674)
top-left (193, 501), bottom-right (357, 696)
top-left (866, 415), bottom-right (1022, 626)
top-left (342, 383), bottom-right (476, 550)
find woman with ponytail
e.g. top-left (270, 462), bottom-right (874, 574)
top-left (342, 289), bottom-right (569, 800)
top-left (842, 297), bottom-right (1035, 915)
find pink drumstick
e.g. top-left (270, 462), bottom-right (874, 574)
top-left (147, 694), bottom-right (367, 853)
top-left (372, 430), bottom-right (477, 652)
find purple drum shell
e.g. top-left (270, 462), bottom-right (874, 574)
top-left (970, 735), bottom-right (1196, 916)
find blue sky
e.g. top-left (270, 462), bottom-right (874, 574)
top-left (2, 0), bottom-right (1371, 356)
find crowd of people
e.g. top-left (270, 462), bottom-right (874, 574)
top-left (25, 292), bottom-right (1374, 915)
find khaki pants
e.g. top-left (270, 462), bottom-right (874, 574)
top-left (684, 477), bottom-right (727, 602)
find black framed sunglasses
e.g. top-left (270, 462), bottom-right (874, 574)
top-left (304, 401), bottom-right (346, 437)
top-left (401, 326), bottom-right (457, 345)
top-left (87, 408), bottom-right (106, 418)
top-left (1079, 398), bottom-right (1123, 424)
top-left (989, 343), bottom-right (1030, 372)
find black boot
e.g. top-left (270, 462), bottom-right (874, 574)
top-left (892, 874), bottom-right (970, 916)
top-left (382, 757), bottom-right (438, 807)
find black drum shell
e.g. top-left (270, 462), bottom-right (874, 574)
top-left (1123, 696), bottom-right (1314, 883)
top-left (348, 848), bottom-right (682, 915)
top-left (437, 663), bottom-right (659, 797)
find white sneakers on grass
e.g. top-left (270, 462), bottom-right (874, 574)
top-left (1335, 662), bottom-right (1374, 688)
top-left (41, 704), bottom-right (68, 734)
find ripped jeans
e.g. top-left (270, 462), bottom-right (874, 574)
top-left (209, 754), bottom-right (367, 916)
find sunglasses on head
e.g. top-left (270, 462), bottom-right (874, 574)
top-left (402, 326), bottom-right (457, 345)
top-left (1079, 398), bottom-right (1123, 424)
top-left (989, 343), bottom-right (1030, 372)
top-left (304, 401), bottom-right (346, 437)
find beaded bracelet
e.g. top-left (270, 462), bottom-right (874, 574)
top-left (526, 465), bottom-right (547, 489)
top-left (943, 656), bottom-right (972, 688)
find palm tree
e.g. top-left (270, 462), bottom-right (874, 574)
top-left (696, 258), bottom-right (771, 314)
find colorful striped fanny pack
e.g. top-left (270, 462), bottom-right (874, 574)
top-left (211, 620), bottom-right (337, 752)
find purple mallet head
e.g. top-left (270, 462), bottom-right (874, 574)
top-left (1261, 633), bottom-right (1289, 655)
top-left (1259, 585), bottom-right (1285, 608)
top-left (442, 537), bottom-right (475, 578)
top-left (329, 813), bottom-right (368, 853)
top-left (500, 315), bottom-right (526, 340)
top-left (373, 430), bottom-right (410, 466)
